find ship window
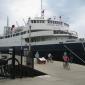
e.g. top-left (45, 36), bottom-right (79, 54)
top-left (15, 33), bottom-right (19, 36)
top-left (42, 20), bottom-right (45, 23)
top-left (48, 20), bottom-right (50, 23)
top-left (39, 20), bottom-right (44, 23)
top-left (30, 36), bottom-right (57, 42)
top-left (55, 21), bottom-right (59, 24)
top-left (31, 20), bottom-right (33, 23)
top-left (54, 30), bottom-right (57, 34)
top-left (54, 21), bottom-right (56, 24)
top-left (21, 31), bottom-right (26, 35)
top-left (5, 35), bottom-right (10, 38)
top-left (55, 21), bottom-right (57, 24)
top-left (25, 38), bottom-right (29, 42)
top-left (48, 20), bottom-right (51, 23)
top-left (5, 36), bottom-right (7, 38)
top-left (53, 21), bottom-right (55, 24)
top-left (10, 35), bottom-right (12, 37)
top-left (8, 35), bottom-right (10, 38)
top-left (34, 20), bottom-right (36, 23)
top-left (13, 34), bottom-right (16, 37)
top-left (37, 20), bottom-right (39, 23)
top-left (48, 21), bottom-right (49, 23)
top-left (13, 32), bottom-right (21, 37)
top-left (54, 30), bottom-right (69, 34)
top-left (49, 21), bottom-right (51, 23)
top-left (21, 32), bottom-right (23, 35)
top-left (39, 20), bottom-right (41, 23)
top-left (41, 20), bottom-right (44, 23)
top-left (64, 23), bottom-right (69, 27)
top-left (0, 37), bottom-right (3, 39)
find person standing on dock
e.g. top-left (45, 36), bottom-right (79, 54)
top-left (35, 51), bottom-right (40, 63)
top-left (47, 53), bottom-right (53, 63)
top-left (63, 52), bottom-right (70, 70)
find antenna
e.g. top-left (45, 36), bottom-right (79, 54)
top-left (41, 0), bottom-right (42, 11)
top-left (41, 0), bottom-right (44, 18)
top-left (23, 19), bottom-right (26, 25)
top-left (7, 16), bottom-right (9, 27)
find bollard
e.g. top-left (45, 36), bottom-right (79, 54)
top-left (9, 47), bottom-right (15, 79)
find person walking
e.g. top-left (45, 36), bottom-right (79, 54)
top-left (63, 52), bottom-right (70, 70)
top-left (47, 53), bottom-right (53, 63)
top-left (35, 51), bottom-right (39, 63)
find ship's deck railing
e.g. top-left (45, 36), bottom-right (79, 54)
top-left (62, 30), bottom-right (78, 37)
top-left (68, 31), bottom-right (78, 37)
top-left (53, 29), bottom-right (78, 37)
top-left (30, 18), bottom-right (69, 27)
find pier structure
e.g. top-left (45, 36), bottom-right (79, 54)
top-left (0, 60), bottom-right (85, 85)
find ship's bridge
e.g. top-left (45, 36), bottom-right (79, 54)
top-left (27, 17), bottom-right (69, 31)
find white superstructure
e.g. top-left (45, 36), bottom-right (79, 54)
top-left (0, 16), bottom-right (79, 47)
top-left (0, 0), bottom-right (81, 48)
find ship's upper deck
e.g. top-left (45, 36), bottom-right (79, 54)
top-left (27, 17), bottom-right (69, 30)
top-left (29, 17), bottom-right (69, 28)
top-left (2, 16), bottom-right (78, 40)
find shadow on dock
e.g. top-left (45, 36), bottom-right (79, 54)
top-left (2, 65), bottom-right (47, 78)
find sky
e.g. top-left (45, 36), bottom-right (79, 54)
top-left (0, 0), bottom-right (85, 38)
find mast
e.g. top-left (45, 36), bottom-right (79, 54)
top-left (7, 16), bottom-right (9, 27)
top-left (41, 0), bottom-right (42, 12)
top-left (41, 0), bottom-right (44, 18)
top-left (4, 16), bottom-right (9, 35)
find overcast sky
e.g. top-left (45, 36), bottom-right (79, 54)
top-left (0, 0), bottom-right (85, 38)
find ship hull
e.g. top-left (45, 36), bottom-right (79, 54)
top-left (0, 42), bottom-right (85, 65)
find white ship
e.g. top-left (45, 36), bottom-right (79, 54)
top-left (2, 16), bottom-right (78, 47)
top-left (0, 0), bottom-right (85, 64)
